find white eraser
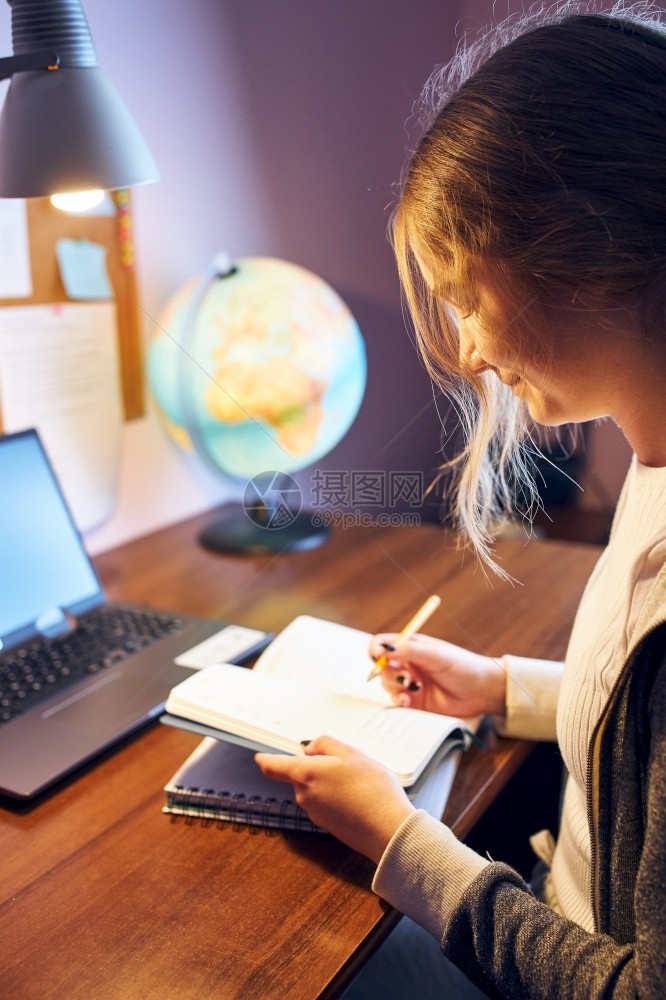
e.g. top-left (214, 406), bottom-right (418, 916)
top-left (175, 625), bottom-right (268, 669)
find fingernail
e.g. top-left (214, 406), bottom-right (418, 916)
top-left (371, 654), bottom-right (378, 662)
top-left (394, 693), bottom-right (410, 707)
top-left (396, 674), bottom-right (407, 686)
top-left (300, 740), bottom-right (311, 747)
top-left (408, 681), bottom-right (422, 692)
top-left (380, 642), bottom-right (396, 651)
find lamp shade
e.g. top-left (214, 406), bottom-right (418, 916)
top-left (0, 0), bottom-right (158, 197)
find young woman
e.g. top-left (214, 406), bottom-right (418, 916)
top-left (257, 5), bottom-right (666, 997)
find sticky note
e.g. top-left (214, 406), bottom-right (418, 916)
top-left (56, 238), bottom-right (113, 300)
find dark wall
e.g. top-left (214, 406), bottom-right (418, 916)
top-left (218, 1), bottom-right (467, 520)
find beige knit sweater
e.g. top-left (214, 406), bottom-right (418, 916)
top-left (503, 456), bottom-right (666, 929)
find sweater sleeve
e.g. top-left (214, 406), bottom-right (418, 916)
top-left (373, 646), bottom-right (666, 1000)
top-left (374, 819), bottom-right (637, 1000)
top-left (372, 810), bottom-right (489, 940)
top-left (441, 864), bottom-right (636, 1000)
top-left (441, 727), bottom-right (666, 1000)
top-left (496, 655), bottom-right (564, 740)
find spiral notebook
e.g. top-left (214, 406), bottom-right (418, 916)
top-left (163, 735), bottom-right (463, 832)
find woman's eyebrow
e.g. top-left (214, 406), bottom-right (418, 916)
top-left (436, 285), bottom-right (473, 311)
top-left (432, 280), bottom-right (459, 301)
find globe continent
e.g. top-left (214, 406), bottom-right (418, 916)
top-left (148, 257), bottom-right (366, 481)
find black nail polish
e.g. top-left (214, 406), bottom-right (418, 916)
top-left (396, 674), bottom-right (406, 685)
top-left (407, 682), bottom-right (422, 692)
top-left (380, 642), bottom-right (396, 651)
top-left (300, 740), bottom-right (311, 747)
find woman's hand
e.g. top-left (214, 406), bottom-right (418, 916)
top-left (370, 633), bottom-right (506, 718)
top-left (255, 735), bottom-right (415, 862)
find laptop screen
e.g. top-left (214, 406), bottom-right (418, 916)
top-left (0, 429), bottom-right (104, 649)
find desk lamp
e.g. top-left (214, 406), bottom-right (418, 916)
top-left (0, 0), bottom-right (158, 204)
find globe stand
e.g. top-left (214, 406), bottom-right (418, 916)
top-left (197, 502), bottom-right (330, 556)
top-left (198, 472), bottom-right (329, 555)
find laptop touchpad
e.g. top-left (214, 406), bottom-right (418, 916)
top-left (43, 670), bottom-right (159, 737)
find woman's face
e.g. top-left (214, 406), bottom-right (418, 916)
top-left (445, 278), bottom-right (619, 427)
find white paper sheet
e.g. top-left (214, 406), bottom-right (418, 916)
top-left (0, 302), bottom-right (123, 531)
top-left (0, 200), bottom-right (32, 298)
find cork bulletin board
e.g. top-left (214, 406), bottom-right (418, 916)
top-left (0, 189), bottom-right (145, 428)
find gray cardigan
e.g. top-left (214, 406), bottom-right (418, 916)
top-left (442, 617), bottom-right (666, 999)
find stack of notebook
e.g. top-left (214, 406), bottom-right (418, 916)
top-left (161, 615), bottom-right (475, 831)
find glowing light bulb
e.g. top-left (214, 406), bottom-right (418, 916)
top-left (51, 190), bottom-right (105, 213)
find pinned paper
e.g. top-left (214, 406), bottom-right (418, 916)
top-left (0, 199), bottom-right (32, 298)
top-left (0, 302), bottom-right (123, 531)
top-left (56, 238), bottom-right (113, 300)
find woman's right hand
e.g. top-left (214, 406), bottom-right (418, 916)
top-left (369, 633), bottom-right (507, 719)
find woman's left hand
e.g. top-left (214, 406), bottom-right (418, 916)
top-left (255, 735), bottom-right (415, 863)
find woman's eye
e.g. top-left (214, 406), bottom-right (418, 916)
top-left (452, 302), bottom-right (473, 321)
top-left (441, 297), bottom-right (471, 320)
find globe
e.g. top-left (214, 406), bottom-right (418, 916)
top-left (147, 255), bottom-right (367, 553)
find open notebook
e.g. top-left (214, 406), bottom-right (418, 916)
top-left (162, 615), bottom-right (475, 791)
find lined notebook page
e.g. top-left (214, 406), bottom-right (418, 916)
top-left (165, 662), bottom-right (462, 786)
top-left (253, 615), bottom-right (388, 703)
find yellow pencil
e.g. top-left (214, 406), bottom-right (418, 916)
top-left (366, 594), bottom-right (441, 682)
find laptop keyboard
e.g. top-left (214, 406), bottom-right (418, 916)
top-left (0, 605), bottom-right (187, 724)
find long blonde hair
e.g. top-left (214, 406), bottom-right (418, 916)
top-left (393, 2), bottom-right (666, 575)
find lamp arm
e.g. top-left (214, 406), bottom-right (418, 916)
top-left (0, 49), bottom-right (59, 80)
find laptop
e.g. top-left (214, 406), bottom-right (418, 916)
top-left (0, 428), bottom-right (272, 800)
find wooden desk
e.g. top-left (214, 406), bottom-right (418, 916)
top-left (0, 514), bottom-right (600, 999)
